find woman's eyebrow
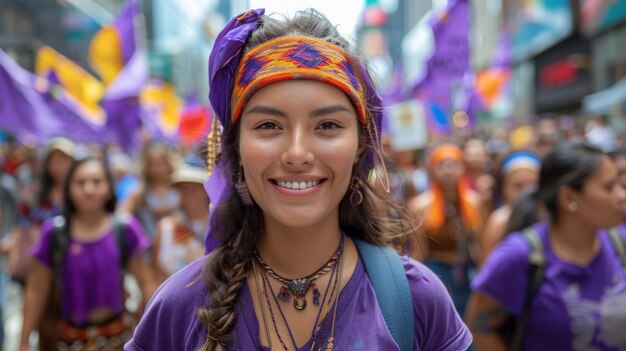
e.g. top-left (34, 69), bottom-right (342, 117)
top-left (309, 105), bottom-right (352, 117)
top-left (245, 105), bottom-right (287, 117)
top-left (245, 104), bottom-right (352, 118)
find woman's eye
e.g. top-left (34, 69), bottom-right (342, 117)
top-left (256, 121), bottom-right (280, 130)
top-left (318, 121), bottom-right (341, 130)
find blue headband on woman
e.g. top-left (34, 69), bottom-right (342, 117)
top-left (501, 151), bottom-right (541, 175)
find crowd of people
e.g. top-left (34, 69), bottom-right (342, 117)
top-left (0, 7), bottom-right (625, 351)
top-left (0, 135), bottom-right (210, 350)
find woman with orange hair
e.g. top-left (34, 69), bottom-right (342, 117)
top-left (409, 144), bottom-right (485, 315)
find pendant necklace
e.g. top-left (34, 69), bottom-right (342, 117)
top-left (258, 256), bottom-right (339, 351)
top-left (255, 233), bottom-right (345, 311)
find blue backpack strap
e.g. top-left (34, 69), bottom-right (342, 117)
top-left (354, 239), bottom-right (414, 351)
top-left (112, 213), bottom-right (131, 266)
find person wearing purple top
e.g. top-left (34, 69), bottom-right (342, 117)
top-left (466, 141), bottom-right (626, 351)
top-left (126, 8), bottom-right (471, 351)
top-left (20, 157), bottom-right (155, 351)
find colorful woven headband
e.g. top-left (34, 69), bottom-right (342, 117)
top-left (231, 35), bottom-right (368, 124)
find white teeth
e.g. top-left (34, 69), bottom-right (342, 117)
top-left (276, 180), bottom-right (319, 190)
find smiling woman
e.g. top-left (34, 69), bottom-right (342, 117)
top-left (239, 80), bottom-right (361, 229)
top-left (125, 8), bottom-right (473, 351)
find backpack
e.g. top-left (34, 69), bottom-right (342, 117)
top-left (507, 226), bottom-right (626, 351)
top-left (354, 239), bottom-right (415, 351)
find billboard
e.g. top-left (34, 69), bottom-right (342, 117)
top-left (506, 0), bottom-right (573, 61)
top-left (580, 0), bottom-right (626, 35)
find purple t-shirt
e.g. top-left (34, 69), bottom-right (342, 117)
top-left (472, 222), bottom-right (626, 351)
top-left (125, 254), bottom-right (472, 351)
top-left (31, 215), bottom-right (149, 325)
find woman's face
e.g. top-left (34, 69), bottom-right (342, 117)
top-left (178, 183), bottom-right (209, 210)
top-left (47, 150), bottom-right (73, 185)
top-left (502, 168), bottom-right (539, 204)
top-left (146, 151), bottom-right (172, 181)
top-left (238, 80), bottom-right (362, 229)
top-left (432, 158), bottom-right (464, 188)
top-left (573, 156), bottom-right (626, 229)
top-left (464, 140), bottom-right (487, 172)
top-left (69, 160), bottom-right (112, 213)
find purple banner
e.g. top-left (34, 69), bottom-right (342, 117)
top-left (114, 0), bottom-right (139, 64)
top-left (102, 0), bottom-right (147, 152)
top-left (413, 0), bottom-right (469, 135)
top-left (0, 49), bottom-right (107, 145)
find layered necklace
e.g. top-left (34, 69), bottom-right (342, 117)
top-left (253, 233), bottom-right (345, 351)
top-left (255, 234), bottom-right (344, 311)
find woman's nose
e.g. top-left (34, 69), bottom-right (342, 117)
top-left (280, 129), bottom-right (315, 168)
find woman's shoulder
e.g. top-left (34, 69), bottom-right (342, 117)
top-left (400, 256), bottom-right (473, 350)
top-left (401, 256), bottom-right (448, 300)
top-left (145, 256), bottom-right (208, 311)
top-left (471, 223), bottom-right (546, 315)
top-left (488, 223), bottom-right (541, 262)
top-left (401, 255), bottom-right (464, 312)
top-left (126, 257), bottom-right (208, 350)
top-left (400, 256), bottom-right (460, 316)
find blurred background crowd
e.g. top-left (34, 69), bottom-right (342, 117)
top-left (1, 0), bottom-right (626, 350)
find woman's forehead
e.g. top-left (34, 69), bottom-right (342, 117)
top-left (241, 80), bottom-right (356, 115)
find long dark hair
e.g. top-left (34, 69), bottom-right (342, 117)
top-left (506, 141), bottom-right (604, 233)
top-left (38, 149), bottom-right (72, 206)
top-left (197, 10), bottom-right (415, 351)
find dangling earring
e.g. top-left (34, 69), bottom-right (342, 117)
top-left (568, 202), bottom-right (578, 212)
top-left (350, 176), bottom-right (363, 206)
top-left (234, 167), bottom-right (253, 206)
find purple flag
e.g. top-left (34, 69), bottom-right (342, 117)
top-left (37, 71), bottom-right (108, 144)
top-left (0, 49), bottom-right (67, 144)
top-left (102, 97), bottom-right (142, 151)
top-left (114, 0), bottom-right (139, 65)
top-left (413, 0), bottom-right (469, 135)
top-left (0, 50), bottom-right (108, 145)
top-left (102, 0), bottom-right (147, 152)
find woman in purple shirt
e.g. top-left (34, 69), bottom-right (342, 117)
top-left (126, 8), bottom-right (471, 351)
top-left (466, 141), bottom-right (626, 351)
top-left (20, 157), bottom-right (155, 350)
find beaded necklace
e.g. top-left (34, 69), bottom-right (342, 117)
top-left (258, 270), bottom-right (290, 351)
top-left (255, 233), bottom-right (345, 311)
top-left (322, 244), bottom-right (344, 351)
top-left (253, 263), bottom-right (275, 351)
top-left (309, 253), bottom-right (341, 351)
top-left (259, 258), bottom-right (338, 351)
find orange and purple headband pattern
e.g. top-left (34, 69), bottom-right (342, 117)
top-left (231, 35), bottom-right (367, 124)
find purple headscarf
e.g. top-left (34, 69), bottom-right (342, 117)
top-left (208, 9), bottom-right (265, 127)
top-left (203, 8), bottom-right (386, 252)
